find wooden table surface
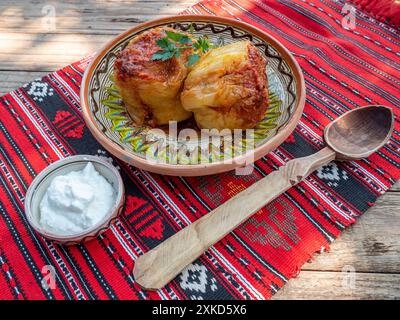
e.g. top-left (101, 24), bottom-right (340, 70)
top-left (1, 0), bottom-right (399, 299)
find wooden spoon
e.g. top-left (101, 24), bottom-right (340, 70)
top-left (133, 105), bottom-right (394, 290)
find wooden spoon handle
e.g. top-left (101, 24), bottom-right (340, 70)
top-left (133, 147), bottom-right (336, 290)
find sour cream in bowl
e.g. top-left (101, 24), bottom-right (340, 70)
top-left (24, 155), bottom-right (125, 245)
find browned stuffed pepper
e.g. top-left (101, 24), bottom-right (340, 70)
top-left (114, 27), bottom-right (193, 127)
top-left (181, 41), bottom-right (269, 131)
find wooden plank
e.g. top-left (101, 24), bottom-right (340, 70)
top-left (0, 16), bottom-right (177, 34)
top-left (0, 33), bottom-right (110, 71)
top-left (0, 0), bottom-right (196, 12)
top-left (302, 192), bottom-right (400, 274)
top-left (0, 0), bottom-right (195, 6)
top-left (0, 71), bottom-right (45, 96)
top-left (0, 0), bottom-right (197, 33)
top-left (272, 271), bottom-right (400, 299)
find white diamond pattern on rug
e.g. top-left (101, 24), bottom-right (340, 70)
top-left (316, 163), bottom-right (349, 187)
top-left (179, 263), bottom-right (218, 298)
top-left (24, 81), bottom-right (54, 102)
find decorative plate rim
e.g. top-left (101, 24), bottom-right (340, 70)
top-left (80, 15), bottom-right (306, 176)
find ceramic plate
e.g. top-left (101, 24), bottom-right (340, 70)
top-left (81, 15), bottom-right (305, 176)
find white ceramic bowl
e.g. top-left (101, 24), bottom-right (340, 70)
top-left (24, 155), bottom-right (125, 245)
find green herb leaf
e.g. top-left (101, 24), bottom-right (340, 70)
top-left (167, 41), bottom-right (176, 51)
top-left (151, 30), bottom-right (212, 64)
top-left (195, 36), bottom-right (212, 53)
top-left (152, 50), bottom-right (175, 61)
top-left (151, 51), bottom-right (166, 61)
top-left (165, 30), bottom-right (182, 41)
top-left (165, 30), bottom-right (191, 45)
top-left (187, 53), bottom-right (200, 67)
top-left (156, 38), bottom-right (170, 49)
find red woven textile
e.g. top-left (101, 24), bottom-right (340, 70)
top-left (351, 0), bottom-right (400, 27)
top-left (0, 0), bottom-right (399, 300)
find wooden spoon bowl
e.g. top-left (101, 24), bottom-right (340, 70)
top-left (325, 105), bottom-right (394, 160)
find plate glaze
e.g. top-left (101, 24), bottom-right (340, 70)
top-left (81, 15), bottom-right (305, 176)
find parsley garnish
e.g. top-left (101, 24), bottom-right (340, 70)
top-left (193, 36), bottom-right (211, 53)
top-left (151, 30), bottom-right (212, 67)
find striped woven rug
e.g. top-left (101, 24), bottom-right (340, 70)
top-left (0, 0), bottom-right (399, 299)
